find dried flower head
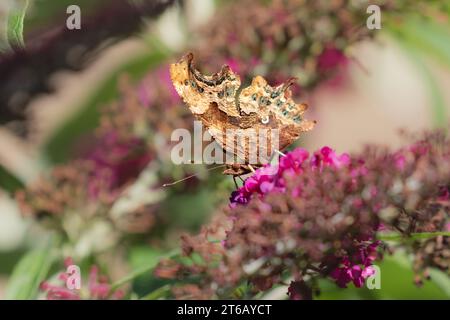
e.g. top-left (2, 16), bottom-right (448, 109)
top-left (15, 65), bottom-right (192, 240)
top-left (156, 129), bottom-right (450, 299)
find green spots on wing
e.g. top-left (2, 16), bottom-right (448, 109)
top-left (225, 85), bottom-right (235, 97)
top-left (293, 115), bottom-right (302, 123)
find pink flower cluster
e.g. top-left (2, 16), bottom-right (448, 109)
top-left (230, 146), bottom-right (381, 289)
top-left (157, 131), bottom-right (448, 298)
top-left (40, 258), bottom-right (124, 300)
top-left (329, 240), bottom-right (380, 288)
top-left (230, 146), bottom-right (350, 206)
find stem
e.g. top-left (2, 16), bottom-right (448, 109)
top-left (378, 231), bottom-right (450, 242)
top-left (140, 285), bottom-right (171, 300)
top-left (110, 248), bottom-right (180, 292)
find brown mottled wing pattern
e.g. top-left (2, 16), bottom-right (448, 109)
top-left (170, 53), bottom-right (241, 117)
top-left (170, 53), bottom-right (316, 173)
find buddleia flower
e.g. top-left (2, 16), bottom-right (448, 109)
top-left (155, 129), bottom-right (450, 299)
top-left (195, 0), bottom-right (446, 95)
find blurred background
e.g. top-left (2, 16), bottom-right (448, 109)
top-left (0, 0), bottom-right (449, 299)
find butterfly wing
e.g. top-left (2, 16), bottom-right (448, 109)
top-left (170, 53), bottom-right (316, 166)
top-left (237, 75), bottom-right (316, 155)
top-left (170, 53), bottom-right (241, 117)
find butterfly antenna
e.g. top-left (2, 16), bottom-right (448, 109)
top-left (275, 149), bottom-right (286, 157)
top-left (233, 176), bottom-right (239, 189)
top-left (162, 164), bottom-right (227, 187)
top-left (349, 54), bottom-right (370, 76)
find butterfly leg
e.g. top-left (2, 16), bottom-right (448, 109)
top-left (265, 149), bottom-right (287, 165)
top-left (275, 149), bottom-right (286, 157)
top-left (233, 176), bottom-right (239, 189)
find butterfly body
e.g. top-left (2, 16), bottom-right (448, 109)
top-left (170, 53), bottom-right (316, 176)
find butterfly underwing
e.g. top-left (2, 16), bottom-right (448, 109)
top-left (170, 53), bottom-right (316, 176)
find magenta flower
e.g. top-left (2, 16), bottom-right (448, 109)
top-left (311, 146), bottom-right (350, 170)
top-left (329, 240), bottom-right (380, 288)
top-left (228, 146), bottom-right (381, 289)
top-left (230, 146), bottom-right (350, 206)
top-left (85, 132), bottom-right (152, 200)
top-left (317, 46), bottom-right (348, 74)
top-left (156, 131), bottom-right (449, 299)
top-left (225, 58), bottom-right (241, 74)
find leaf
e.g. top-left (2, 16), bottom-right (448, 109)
top-left (163, 188), bottom-right (219, 231)
top-left (372, 251), bottom-right (449, 299)
top-left (140, 284), bottom-right (171, 300)
top-left (111, 248), bottom-right (180, 292)
top-left (403, 17), bottom-right (450, 69)
top-left (386, 16), bottom-right (450, 128)
top-left (0, 163), bottom-right (24, 194)
top-left (5, 238), bottom-right (56, 300)
top-left (428, 269), bottom-right (450, 298)
top-left (402, 44), bottom-right (448, 128)
top-left (129, 246), bottom-right (166, 270)
top-left (6, 0), bottom-right (29, 50)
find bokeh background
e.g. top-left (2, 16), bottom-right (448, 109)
top-left (0, 0), bottom-right (449, 299)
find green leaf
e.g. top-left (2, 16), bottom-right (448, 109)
top-left (140, 284), bottom-right (171, 300)
top-left (111, 248), bottom-right (180, 292)
top-left (402, 17), bottom-right (450, 69)
top-left (386, 17), bottom-right (450, 128)
top-left (402, 45), bottom-right (448, 128)
top-left (127, 246), bottom-right (179, 298)
top-left (129, 246), bottom-right (166, 270)
top-left (372, 251), bottom-right (449, 299)
top-left (428, 269), bottom-right (450, 297)
top-left (5, 239), bottom-right (56, 300)
top-left (0, 163), bottom-right (24, 194)
top-left (6, 0), bottom-right (29, 50)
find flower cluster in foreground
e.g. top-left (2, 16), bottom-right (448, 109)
top-left (15, 66), bottom-right (193, 239)
top-left (40, 258), bottom-right (124, 300)
top-left (155, 130), bottom-right (450, 299)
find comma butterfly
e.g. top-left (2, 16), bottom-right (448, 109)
top-left (170, 53), bottom-right (316, 176)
